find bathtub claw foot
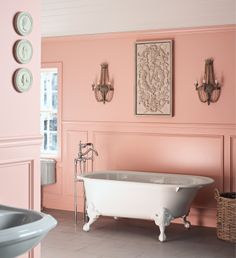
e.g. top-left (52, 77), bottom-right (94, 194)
top-left (158, 225), bottom-right (166, 242)
top-left (183, 214), bottom-right (191, 229)
top-left (83, 203), bottom-right (99, 232)
top-left (154, 207), bottom-right (173, 242)
top-left (83, 223), bottom-right (90, 232)
top-left (184, 221), bottom-right (191, 229)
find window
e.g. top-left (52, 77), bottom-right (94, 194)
top-left (40, 68), bottom-right (58, 154)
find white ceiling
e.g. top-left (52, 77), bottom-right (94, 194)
top-left (42, 0), bottom-right (236, 37)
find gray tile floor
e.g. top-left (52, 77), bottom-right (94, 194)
top-left (41, 209), bottom-right (235, 258)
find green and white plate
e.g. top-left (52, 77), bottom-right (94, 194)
top-left (13, 68), bottom-right (33, 93)
top-left (14, 12), bottom-right (33, 36)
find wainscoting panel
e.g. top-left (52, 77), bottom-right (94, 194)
top-left (64, 130), bottom-right (88, 196)
top-left (42, 121), bottom-right (235, 227)
top-left (93, 131), bottom-right (223, 209)
top-left (0, 160), bottom-right (34, 209)
top-left (0, 136), bottom-right (41, 258)
top-left (43, 129), bottom-right (88, 210)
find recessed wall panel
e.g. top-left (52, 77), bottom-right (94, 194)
top-left (231, 136), bottom-right (236, 192)
top-left (93, 131), bottom-right (223, 208)
top-left (0, 161), bottom-right (33, 209)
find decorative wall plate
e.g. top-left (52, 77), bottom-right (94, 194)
top-left (13, 68), bottom-right (33, 93)
top-left (13, 39), bottom-right (33, 64)
top-left (14, 12), bottom-right (33, 36)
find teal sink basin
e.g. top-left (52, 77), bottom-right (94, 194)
top-left (0, 205), bottom-right (57, 258)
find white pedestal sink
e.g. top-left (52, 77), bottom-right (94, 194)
top-left (0, 205), bottom-right (57, 258)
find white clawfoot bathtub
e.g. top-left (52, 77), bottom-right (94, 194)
top-left (78, 171), bottom-right (214, 242)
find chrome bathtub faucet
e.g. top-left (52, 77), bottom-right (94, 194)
top-left (74, 141), bottom-right (98, 225)
top-left (78, 142), bottom-right (98, 163)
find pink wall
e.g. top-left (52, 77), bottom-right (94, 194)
top-left (42, 25), bottom-right (236, 227)
top-left (0, 2), bottom-right (41, 258)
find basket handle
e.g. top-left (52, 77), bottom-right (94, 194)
top-left (214, 188), bottom-right (220, 200)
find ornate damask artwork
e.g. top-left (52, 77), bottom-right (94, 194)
top-left (135, 40), bottom-right (173, 115)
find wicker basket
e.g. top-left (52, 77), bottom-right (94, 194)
top-left (215, 189), bottom-right (236, 243)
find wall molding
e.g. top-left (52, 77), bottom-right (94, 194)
top-left (62, 120), bottom-right (236, 131)
top-left (92, 130), bottom-right (224, 139)
top-left (42, 25), bottom-right (236, 42)
top-left (0, 159), bottom-right (35, 210)
top-left (230, 136), bottom-right (236, 191)
top-left (92, 130), bottom-right (224, 190)
top-left (0, 135), bottom-right (42, 148)
top-left (0, 159), bottom-right (36, 257)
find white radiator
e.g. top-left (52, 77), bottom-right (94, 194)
top-left (40, 158), bottom-right (56, 186)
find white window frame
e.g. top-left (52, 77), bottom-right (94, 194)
top-left (40, 62), bottom-right (62, 159)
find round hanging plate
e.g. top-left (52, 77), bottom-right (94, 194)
top-left (13, 39), bottom-right (33, 64)
top-left (13, 68), bottom-right (33, 93)
top-left (14, 12), bottom-right (33, 36)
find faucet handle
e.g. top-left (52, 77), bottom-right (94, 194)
top-left (79, 142), bottom-right (93, 149)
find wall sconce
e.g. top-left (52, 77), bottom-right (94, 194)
top-left (194, 58), bottom-right (221, 105)
top-left (92, 63), bottom-right (114, 104)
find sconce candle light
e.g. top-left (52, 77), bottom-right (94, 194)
top-left (194, 58), bottom-right (221, 105)
top-left (92, 63), bottom-right (114, 104)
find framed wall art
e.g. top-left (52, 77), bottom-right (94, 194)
top-left (135, 40), bottom-right (173, 116)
